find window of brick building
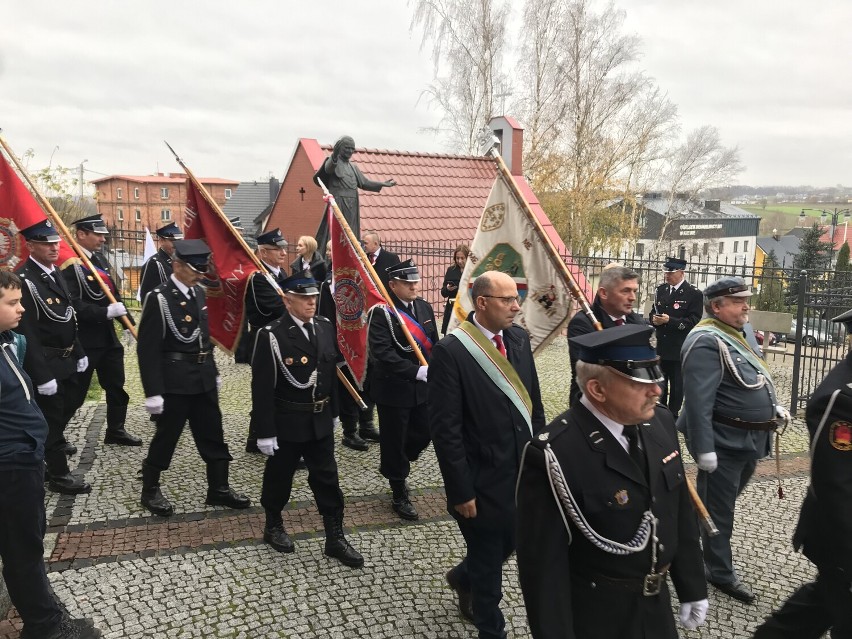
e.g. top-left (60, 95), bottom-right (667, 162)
top-left (117, 208), bottom-right (123, 221)
top-left (135, 209), bottom-right (141, 222)
top-left (161, 187), bottom-right (169, 199)
top-left (224, 188), bottom-right (232, 199)
top-left (116, 187), bottom-right (122, 200)
top-left (161, 209), bottom-right (171, 221)
top-left (134, 187), bottom-right (140, 199)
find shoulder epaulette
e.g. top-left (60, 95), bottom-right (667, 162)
top-left (315, 315), bottom-right (330, 323)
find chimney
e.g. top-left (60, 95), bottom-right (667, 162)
top-left (704, 199), bottom-right (721, 212)
top-left (269, 177), bottom-right (281, 203)
top-left (488, 116), bottom-right (524, 176)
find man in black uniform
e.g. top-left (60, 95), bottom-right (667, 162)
top-left (62, 214), bottom-right (142, 446)
top-left (253, 274), bottom-right (363, 568)
top-left (137, 239), bottom-right (250, 516)
top-left (649, 257), bottom-right (703, 417)
top-left (516, 325), bottom-right (708, 639)
top-left (138, 222), bottom-right (183, 302)
top-left (567, 265), bottom-right (644, 407)
top-left (367, 259), bottom-right (437, 520)
top-left (752, 309), bottom-right (852, 637)
top-left (362, 230), bottom-right (399, 290)
top-left (429, 270), bottom-right (545, 639)
top-left (14, 220), bottom-right (91, 495)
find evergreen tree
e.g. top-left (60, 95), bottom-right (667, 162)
top-left (754, 250), bottom-right (786, 313)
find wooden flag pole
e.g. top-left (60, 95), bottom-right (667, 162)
top-left (315, 178), bottom-right (428, 367)
top-left (164, 142), bottom-right (367, 408)
top-left (0, 132), bottom-right (137, 337)
top-left (488, 147), bottom-right (718, 536)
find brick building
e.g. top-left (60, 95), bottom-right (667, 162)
top-left (92, 173), bottom-right (239, 231)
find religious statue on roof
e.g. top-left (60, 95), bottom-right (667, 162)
top-left (313, 135), bottom-right (396, 250)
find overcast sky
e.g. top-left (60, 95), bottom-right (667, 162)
top-left (1, 1), bottom-right (849, 189)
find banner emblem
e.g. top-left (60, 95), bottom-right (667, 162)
top-left (333, 267), bottom-right (367, 329)
top-left (0, 218), bottom-right (21, 269)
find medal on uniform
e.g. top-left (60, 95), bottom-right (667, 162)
top-left (673, 303), bottom-right (680, 309)
top-left (285, 357), bottom-right (293, 365)
top-left (614, 489), bottom-right (629, 505)
top-left (300, 356), bottom-right (308, 364)
top-left (185, 315), bottom-right (192, 322)
top-left (830, 421), bottom-right (852, 451)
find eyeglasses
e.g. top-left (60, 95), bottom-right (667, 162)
top-left (481, 295), bottom-right (522, 305)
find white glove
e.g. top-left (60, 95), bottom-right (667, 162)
top-left (776, 405), bottom-right (790, 421)
top-left (144, 395), bottom-right (164, 415)
top-left (678, 599), bottom-right (709, 630)
top-left (37, 379), bottom-right (58, 396)
top-left (697, 452), bottom-right (718, 473)
top-left (76, 356), bottom-right (89, 373)
top-left (333, 416), bottom-right (341, 428)
top-left (106, 302), bottom-right (128, 319)
top-left (416, 366), bottom-right (428, 382)
top-left (257, 436), bottom-right (279, 457)
top-left (123, 329), bottom-right (136, 346)
top-left (216, 375), bottom-right (222, 391)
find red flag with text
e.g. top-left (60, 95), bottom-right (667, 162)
top-left (328, 203), bottom-right (385, 387)
top-left (0, 153), bottom-right (77, 270)
top-left (183, 178), bottom-right (259, 353)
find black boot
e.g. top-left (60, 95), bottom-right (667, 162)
top-left (205, 461), bottom-right (251, 509)
top-left (63, 441), bottom-right (77, 456)
top-left (104, 424), bottom-right (142, 446)
top-left (46, 450), bottom-right (91, 495)
top-left (322, 512), bottom-right (364, 568)
top-left (263, 511), bottom-right (295, 553)
top-left (341, 421), bottom-right (368, 451)
top-left (141, 463), bottom-right (174, 516)
top-left (390, 480), bottom-right (418, 521)
top-left (359, 416), bottom-right (380, 442)
top-left (23, 616), bottom-right (103, 639)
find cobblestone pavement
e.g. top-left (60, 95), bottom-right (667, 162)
top-left (0, 341), bottom-right (824, 638)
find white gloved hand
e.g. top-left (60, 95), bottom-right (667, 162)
top-left (697, 452), bottom-right (718, 473)
top-left (416, 366), bottom-right (428, 382)
top-left (333, 416), bottom-right (341, 428)
top-left (106, 302), bottom-right (128, 319)
top-left (144, 395), bottom-right (164, 415)
top-left (678, 599), bottom-right (709, 630)
top-left (776, 404), bottom-right (790, 421)
top-left (37, 379), bottom-right (58, 396)
top-left (216, 375), bottom-right (222, 391)
top-left (257, 437), bottom-right (279, 457)
top-left (123, 329), bottom-right (136, 346)
top-left (76, 356), bottom-right (89, 373)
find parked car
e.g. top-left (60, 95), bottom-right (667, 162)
top-left (755, 330), bottom-right (778, 346)
top-left (779, 318), bottom-right (834, 347)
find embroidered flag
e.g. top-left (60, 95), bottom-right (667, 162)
top-left (328, 203), bottom-right (385, 387)
top-left (0, 153), bottom-right (78, 270)
top-left (183, 178), bottom-right (259, 353)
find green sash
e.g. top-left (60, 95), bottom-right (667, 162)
top-left (692, 318), bottom-right (773, 380)
top-left (452, 321), bottom-right (533, 434)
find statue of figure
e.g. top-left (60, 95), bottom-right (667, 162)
top-left (313, 136), bottom-right (396, 250)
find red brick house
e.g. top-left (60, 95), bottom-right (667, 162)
top-left (92, 173), bottom-right (238, 231)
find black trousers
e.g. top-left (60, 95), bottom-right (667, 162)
top-left (64, 345), bottom-right (129, 430)
top-left (376, 402), bottom-right (431, 482)
top-left (0, 466), bottom-right (63, 635)
top-left (450, 517), bottom-right (515, 639)
top-left (35, 378), bottom-right (74, 476)
top-left (338, 367), bottom-right (374, 427)
top-left (144, 391), bottom-right (232, 472)
top-left (659, 358), bottom-right (684, 417)
top-left (752, 568), bottom-right (852, 638)
top-left (260, 434), bottom-right (344, 517)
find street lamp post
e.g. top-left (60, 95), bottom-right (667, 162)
top-left (800, 207), bottom-right (851, 263)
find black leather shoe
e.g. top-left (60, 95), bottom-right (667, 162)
top-left (359, 425), bottom-right (380, 442)
top-left (141, 487), bottom-right (174, 517)
top-left (206, 487), bottom-right (251, 509)
top-left (446, 569), bottom-right (474, 622)
top-left (264, 524), bottom-right (295, 553)
top-left (710, 578), bottom-right (756, 604)
top-left (104, 428), bottom-right (142, 446)
top-left (48, 474), bottom-right (92, 495)
top-left (342, 432), bottom-right (369, 451)
top-left (324, 536), bottom-right (364, 568)
top-left (391, 495), bottom-right (419, 521)
top-left (63, 442), bottom-right (78, 456)
top-left (26, 616), bottom-right (103, 639)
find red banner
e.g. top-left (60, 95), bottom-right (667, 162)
top-left (0, 154), bottom-right (77, 270)
top-left (328, 203), bottom-right (385, 387)
top-left (183, 178), bottom-right (259, 353)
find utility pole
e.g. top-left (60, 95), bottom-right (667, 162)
top-left (78, 159), bottom-right (88, 201)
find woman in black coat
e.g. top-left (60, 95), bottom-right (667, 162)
top-left (440, 244), bottom-right (470, 335)
top-left (290, 235), bottom-right (327, 283)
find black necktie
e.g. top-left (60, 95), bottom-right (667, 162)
top-left (623, 425), bottom-right (647, 479)
top-left (669, 285), bottom-right (675, 296)
top-left (408, 303), bottom-right (416, 321)
top-left (305, 321), bottom-right (315, 346)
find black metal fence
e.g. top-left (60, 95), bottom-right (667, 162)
top-left (102, 225), bottom-right (846, 413)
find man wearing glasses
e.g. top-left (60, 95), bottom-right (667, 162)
top-left (429, 270), bottom-right (545, 638)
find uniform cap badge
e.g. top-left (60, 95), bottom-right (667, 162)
top-left (830, 421), bottom-right (852, 451)
top-left (614, 489), bottom-right (629, 505)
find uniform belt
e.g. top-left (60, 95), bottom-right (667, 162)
top-left (276, 397), bottom-right (330, 413)
top-left (713, 412), bottom-right (777, 431)
top-left (163, 351), bottom-right (212, 364)
top-left (43, 346), bottom-right (74, 359)
top-left (575, 565), bottom-right (670, 596)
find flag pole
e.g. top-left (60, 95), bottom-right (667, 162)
top-left (487, 148), bottom-right (602, 332)
top-left (164, 142), bottom-right (367, 408)
top-left (315, 178), bottom-right (428, 367)
top-left (0, 132), bottom-right (137, 337)
top-left (488, 148), bottom-right (718, 537)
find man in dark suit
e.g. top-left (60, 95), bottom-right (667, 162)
top-left (362, 230), bottom-right (399, 290)
top-left (14, 220), bottom-right (91, 495)
top-left (516, 324), bottom-right (708, 639)
top-left (649, 257), bottom-right (703, 417)
top-left (567, 265), bottom-right (644, 407)
top-left (137, 239), bottom-right (250, 516)
top-left (253, 274), bottom-right (363, 568)
top-left (62, 214), bottom-right (141, 447)
top-left (139, 222), bottom-right (183, 302)
top-left (429, 270), bottom-right (545, 639)
top-left (367, 258), bottom-right (437, 521)
top-left (752, 308), bottom-right (852, 637)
